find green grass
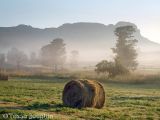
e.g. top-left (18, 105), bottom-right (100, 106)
top-left (0, 76), bottom-right (160, 120)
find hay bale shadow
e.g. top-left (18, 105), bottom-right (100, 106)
top-left (26, 102), bottom-right (65, 110)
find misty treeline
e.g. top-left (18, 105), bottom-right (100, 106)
top-left (0, 38), bottom-right (79, 72)
top-left (95, 26), bottom-right (138, 77)
top-left (0, 25), bottom-right (138, 76)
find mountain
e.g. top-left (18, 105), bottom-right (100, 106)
top-left (0, 22), bottom-right (160, 66)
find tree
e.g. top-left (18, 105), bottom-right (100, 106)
top-left (70, 50), bottom-right (79, 68)
top-left (112, 26), bottom-right (138, 71)
top-left (95, 60), bottom-right (110, 74)
top-left (7, 48), bottom-right (28, 70)
top-left (40, 38), bottom-right (66, 72)
top-left (112, 57), bottom-right (129, 77)
top-left (95, 58), bottom-right (129, 77)
top-left (29, 52), bottom-right (37, 64)
top-left (0, 53), bottom-right (5, 69)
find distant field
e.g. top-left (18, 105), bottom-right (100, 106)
top-left (0, 77), bottom-right (160, 120)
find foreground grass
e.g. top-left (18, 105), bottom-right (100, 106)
top-left (0, 77), bottom-right (160, 120)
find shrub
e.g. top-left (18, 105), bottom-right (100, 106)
top-left (95, 58), bottom-right (129, 78)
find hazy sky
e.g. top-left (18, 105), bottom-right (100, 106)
top-left (0, 0), bottom-right (160, 43)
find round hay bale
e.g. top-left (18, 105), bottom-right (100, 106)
top-left (62, 79), bottom-right (105, 108)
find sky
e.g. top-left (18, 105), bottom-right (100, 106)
top-left (0, 0), bottom-right (160, 43)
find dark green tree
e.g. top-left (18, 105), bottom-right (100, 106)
top-left (112, 26), bottom-right (138, 71)
top-left (95, 58), bottom-right (129, 77)
top-left (41, 38), bottom-right (66, 72)
top-left (95, 60), bottom-right (110, 74)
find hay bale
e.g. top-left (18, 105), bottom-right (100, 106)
top-left (62, 79), bottom-right (105, 108)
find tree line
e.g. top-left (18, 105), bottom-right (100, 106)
top-left (0, 38), bottom-right (79, 72)
top-left (0, 25), bottom-right (138, 77)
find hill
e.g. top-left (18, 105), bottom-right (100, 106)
top-left (0, 21), bottom-right (160, 66)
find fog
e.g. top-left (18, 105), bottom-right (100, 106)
top-left (0, 22), bottom-right (160, 70)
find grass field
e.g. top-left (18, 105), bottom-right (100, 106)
top-left (0, 76), bottom-right (160, 120)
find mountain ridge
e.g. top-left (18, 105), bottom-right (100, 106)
top-left (0, 21), bottom-right (160, 65)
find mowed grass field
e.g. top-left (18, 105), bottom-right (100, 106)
top-left (0, 76), bottom-right (160, 120)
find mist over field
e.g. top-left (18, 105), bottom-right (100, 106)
top-left (0, 0), bottom-right (160, 120)
top-left (0, 21), bottom-right (160, 69)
